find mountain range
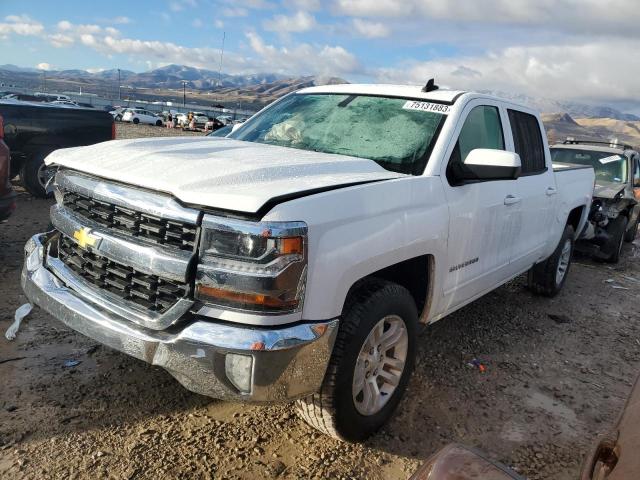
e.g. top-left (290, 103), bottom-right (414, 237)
top-left (1, 63), bottom-right (637, 120)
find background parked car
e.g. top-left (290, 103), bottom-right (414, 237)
top-left (551, 139), bottom-right (640, 263)
top-left (0, 114), bottom-right (16, 221)
top-left (122, 108), bottom-right (164, 126)
top-left (0, 99), bottom-right (115, 197)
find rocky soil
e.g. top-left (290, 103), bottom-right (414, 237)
top-left (1, 123), bottom-right (639, 479)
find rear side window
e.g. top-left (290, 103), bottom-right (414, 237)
top-left (508, 110), bottom-right (546, 175)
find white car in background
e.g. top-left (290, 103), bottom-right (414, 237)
top-left (177, 111), bottom-right (210, 127)
top-left (122, 108), bottom-right (163, 126)
top-left (49, 100), bottom-right (80, 107)
top-left (216, 115), bottom-right (233, 125)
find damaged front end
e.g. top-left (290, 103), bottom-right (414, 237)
top-left (578, 182), bottom-right (638, 260)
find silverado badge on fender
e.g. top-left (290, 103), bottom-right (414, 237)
top-left (73, 227), bottom-right (101, 250)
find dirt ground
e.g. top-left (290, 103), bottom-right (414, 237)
top-left (1, 123), bottom-right (640, 480)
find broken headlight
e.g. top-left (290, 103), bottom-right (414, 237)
top-left (195, 215), bottom-right (308, 313)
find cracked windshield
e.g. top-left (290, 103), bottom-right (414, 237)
top-left (230, 93), bottom-right (444, 174)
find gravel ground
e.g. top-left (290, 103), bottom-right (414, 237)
top-left (1, 123), bottom-right (639, 479)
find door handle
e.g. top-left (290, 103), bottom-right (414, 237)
top-left (504, 195), bottom-right (522, 205)
top-left (546, 187), bottom-right (558, 196)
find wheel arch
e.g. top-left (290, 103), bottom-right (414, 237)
top-left (566, 205), bottom-right (586, 238)
top-left (342, 254), bottom-right (435, 324)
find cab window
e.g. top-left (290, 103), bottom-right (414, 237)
top-left (447, 105), bottom-right (504, 185)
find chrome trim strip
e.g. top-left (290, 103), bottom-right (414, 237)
top-left (51, 204), bottom-right (192, 282)
top-left (201, 214), bottom-right (307, 241)
top-left (194, 304), bottom-right (303, 326)
top-left (55, 169), bottom-right (200, 225)
top-left (47, 255), bottom-right (194, 330)
top-left (22, 233), bottom-right (338, 402)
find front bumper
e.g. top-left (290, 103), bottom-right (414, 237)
top-left (22, 233), bottom-right (338, 402)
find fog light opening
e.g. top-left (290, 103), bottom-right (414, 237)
top-left (224, 353), bottom-right (253, 394)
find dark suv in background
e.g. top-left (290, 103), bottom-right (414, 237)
top-left (0, 114), bottom-right (16, 221)
top-left (551, 139), bottom-right (640, 262)
top-left (0, 99), bottom-right (114, 198)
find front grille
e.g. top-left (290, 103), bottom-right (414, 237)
top-left (58, 235), bottom-right (188, 313)
top-left (62, 191), bottom-right (198, 251)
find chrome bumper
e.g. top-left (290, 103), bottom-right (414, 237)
top-left (21, 233), bottom-right (338, 402)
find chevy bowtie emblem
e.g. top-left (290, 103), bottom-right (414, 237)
top-left (73, 227), bottom-right (101, 250)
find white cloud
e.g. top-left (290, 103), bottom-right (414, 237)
top-left (333, 0), bottom-right (640, 36)
top-left (192, 18), bottom-right (203, 28)
top-left (375, 38), bottom-right (640, 101)
top-left (48, 33), bottom-right (74, 47)
top-left (214, 19), bottom-right (224, 29)
top-left (221, 7), bottom-right (248, 17)
top-left (36, 62), bottom-right (51, 70)
top-left (285, 0), bottom-right (321, 9)
top-left (264, 11), bottom-right (316, 33)
top-left (57, 20), bottom-right (72, 31)
top-left (246, 32), bottom-right (360, 76)
top-left (351, 18), bottom-right (390, 38)
top-left (0, 14), bottom-right (44, 36)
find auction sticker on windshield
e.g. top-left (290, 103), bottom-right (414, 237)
top-left (402, 101), bottom-right (450, 114)
top-left (599, 155), bottom-right (623, 164)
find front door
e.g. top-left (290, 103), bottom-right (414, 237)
top-left (440, 103), bottom-right (520, 310)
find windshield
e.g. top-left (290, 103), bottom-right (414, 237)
top-left (229, 93), bottom-right (446, 175)
top-left (551, 148), bottom-right (628, 183)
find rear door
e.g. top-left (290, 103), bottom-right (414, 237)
top-left (505, 109), bottom-right (556, 272)
top-left (440, 101), bottom-right (519, 309)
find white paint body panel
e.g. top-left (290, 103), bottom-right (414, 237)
top-left (45, 87), bottom-right (595, 326)
top-left (45, 137), bottom-right (404, 214)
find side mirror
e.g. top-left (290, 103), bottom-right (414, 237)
top-left (464, 149), bottom-right (521, 180)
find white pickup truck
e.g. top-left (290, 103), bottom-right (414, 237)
top-left (22, 83), bottom-right (594, 441)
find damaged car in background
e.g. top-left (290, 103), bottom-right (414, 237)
top-left (551, 140), bottom-right (640, 263)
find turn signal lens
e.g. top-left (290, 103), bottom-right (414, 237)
top-left (196, 284), bottom-right (299, 310)
top-left (279, 237), bottom-right (303, 255)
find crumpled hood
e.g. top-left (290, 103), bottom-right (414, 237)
top-left (594, 180), bottom-right (626, 200)
top-left (45, 136), bottom-right (405, 213)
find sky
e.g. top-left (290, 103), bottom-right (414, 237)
top-left (1, 0), bottom-right (640, 109)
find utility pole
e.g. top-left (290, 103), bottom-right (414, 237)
top-left (217, 31), bottom-right (226, 88)
top-left (182, 80), bottom-right (187, 106)
top-left (118, 68), bottom-right (121, 100)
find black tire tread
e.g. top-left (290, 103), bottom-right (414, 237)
top-left (20, 151), bottom-right (52, 198)
top-left (295, 278), bottom-right (409, 441)
top-left (528, 224), bottom-right (574, 297)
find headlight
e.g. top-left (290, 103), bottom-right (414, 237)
top-left (195, 214), bottom-right (307, 313)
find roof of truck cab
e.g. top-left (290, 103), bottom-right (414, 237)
top-left (296, 84), bottom-right (467, 104)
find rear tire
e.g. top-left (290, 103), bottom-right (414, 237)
top-left (624, 216), bottom-right (638, 243)
top-left (296, 279), bottom-right (418, 442)
top-left (602, 216), bottom-right (627, 263)
top-left (20, 152), bottom-right (54, 198)
top-left (528, 224), bottom-right (574, 297)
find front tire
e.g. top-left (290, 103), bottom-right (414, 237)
top-left (155, 120), bottom-right (163, 127)
top-left (20, 152), bottom-right (54, 198)
top-left (624, 216), bottom-right (638, 243)
top-left (601, 216), bottom-right (627, 263)
top-left (132, 117), bottom-right (140, 124)
top-left (528, 224), bottom-right (574, 297)
top-left (296, 279), bottom-right (417, 441)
